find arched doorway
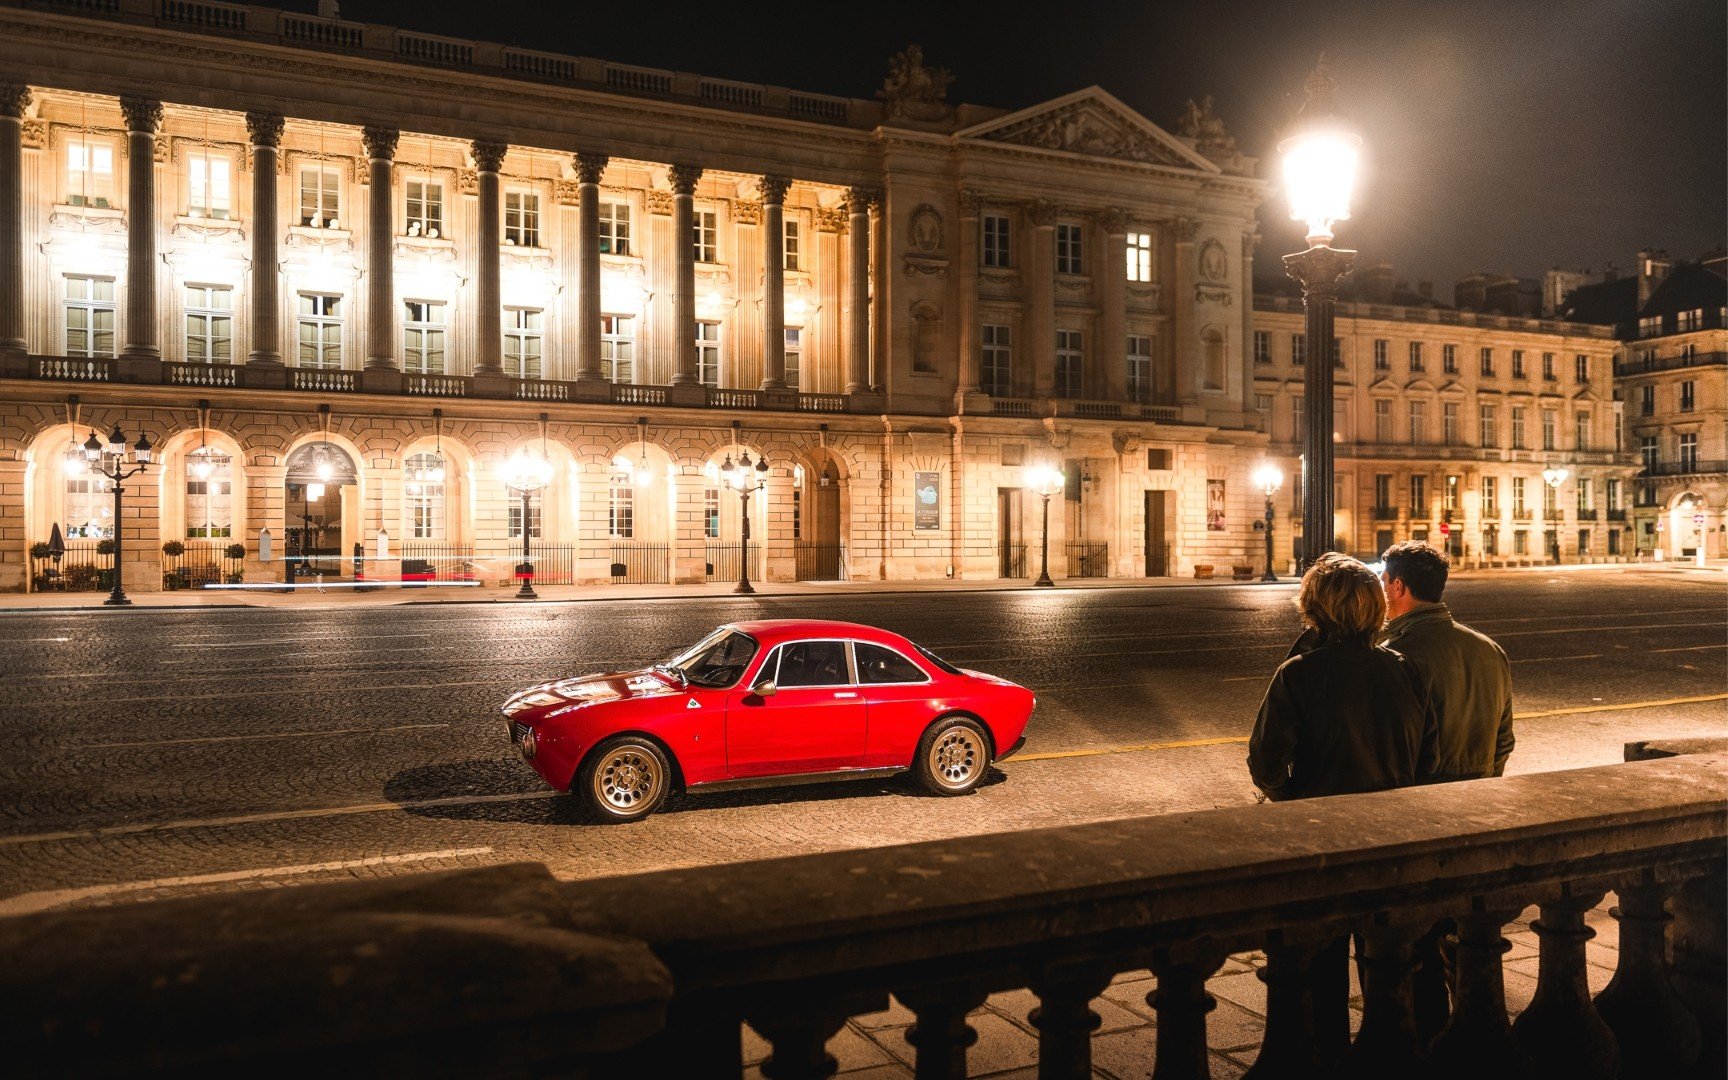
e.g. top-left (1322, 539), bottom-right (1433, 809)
top-left (794, 452), bottom-right (846, 580)
top-left (285, 441), bottom-right (358, 579)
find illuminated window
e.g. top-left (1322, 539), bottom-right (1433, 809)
top-left (403, 452), bottom-right (445, 540)
top-left (504, 189), bottom-right (540, 247)
top-left (1482, 477), bottom-right (1498, 515)
top-left (608, 475), bottom-right (634, 539)
top-left (504, 307), bottom-right (542, 379)
top-left (404, 178), bottom-right (443, 237)
top-left (184, 284), bottom-right (233, 364)
top-left (296, 293), bottom-right (342, 368)
top-left (704, 487), bottom-right (720, 538)
top-left (599, 201), bottom-right (631, 255)
top-left (188, 155), bottom-right (231, 220)
top-left (784, 327), bottom-right (802, 391)
top-left (1541, 409), bottom-right (1556, 451)
top-left (64, 276), bottom-right (116, 358)
top-left (64, 473), bottom-right (114, 538)
top-left (66, 138), bottom-right (113, 208)
top-left (693, 209), bottom-right (717, 263)
top-left (1510, 406), bottom-right (1527, 450)
top-left (402, 300), bottom-right (446, 374)
top-left (507, 498), bottom-right (541, 539)
top-left (695, 320), bottom-right (720, 387)
top-left (185, 449), bottom-right (233, 538)
top-left (1126, 231), bottom-right (1152, 282)
top-left (602, 314), bottom-right (635, 383)
top-left (298, 165), bottom-right (340, 228)
top-left (783, 219), bottom-right (801, 271)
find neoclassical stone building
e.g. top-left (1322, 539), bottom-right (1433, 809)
top-left (0, 0), bottom-right (1279, 592)
top-left (1253, 266), bottom-right (1642, 567)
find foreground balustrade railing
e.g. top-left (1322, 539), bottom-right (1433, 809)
top-left (2, 752), bottom-right (1722, 1078)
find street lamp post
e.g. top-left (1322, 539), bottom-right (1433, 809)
top-left (1253, 463), bottom-right (1285, 582)
top-left (1542, 466), bottom-right (1568, 564)
top-left (81, 424), bottom-right (153, 606)
top-left (1280, 57), bottom-right (1360, 572)
top-left (1026, 464), bottom-right (1065, 587)
top-left (720, 448), bottom-right (771, 594)
top-left (503, 449), bottom-right (553, 600)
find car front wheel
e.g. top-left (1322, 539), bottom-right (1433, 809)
top-left (580, 737), bottom-right (672, 822)
top-left (914, 716), bottom-right (992, 796)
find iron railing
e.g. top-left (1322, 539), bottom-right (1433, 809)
top-left (609, 543), bottom-right (671, 585)
top-left (998, 541), bottom-right (1027, 579)
top-left (480, 542), bottom-right (576, 586)
top-left (161, 539), bottom-right (242, 588)
top-left (29, 538), bottom-right (111, 591)
top-left (397, 541), bottom-right (478, 583)
top-left (793, 541), bottom-right (844, 581)
top-left (1063, 541), bottom-right (1108, 578)
top-left (704, 541), bottom-right (763, 584)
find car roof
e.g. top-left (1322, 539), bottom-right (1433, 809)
top-left (724, 619), bottom-right (913, 649)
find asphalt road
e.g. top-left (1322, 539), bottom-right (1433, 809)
top-left (0, 569), bottom-right (1722, 914)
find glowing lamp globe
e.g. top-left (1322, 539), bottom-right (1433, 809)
top-left (503, 450), bottom-right (553, 493)
top-left (1025, 464), bottom-right (1065, 498)
top-left (1253, 463), bottom-right (1285, 497)
top-left (1280, 58), bottom-right (1360, 246)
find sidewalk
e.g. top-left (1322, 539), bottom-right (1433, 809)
top-left (1, 560), bottom-right (1720, 612)
top-left (748, 903), bottom-right (1620, 1079)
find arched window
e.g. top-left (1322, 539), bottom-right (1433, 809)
top-left (62, 455), bottom-right (112, 539)
top-left (185, 446), bottom-right (233, 538)
top-left (608, 474), bottom-right (634, 539)
top-left (404, 452), bottom-right (447, 540)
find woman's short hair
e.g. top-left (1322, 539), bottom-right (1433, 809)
top-left (1295, 552), bottom-right (1386, 645)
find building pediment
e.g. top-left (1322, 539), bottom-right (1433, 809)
top-left (1405, 378), bottom-right (1439, 394)
top-left (955, 87), bottom-right (1219, 172)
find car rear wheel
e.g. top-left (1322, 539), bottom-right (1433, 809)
top-left (580, 737), bottom-right (672, 823)
top-left (914, 716), bottom-right (991, 796)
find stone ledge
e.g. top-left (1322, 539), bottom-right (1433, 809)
top-left (0, 862), bottom-right (671, 1076)
top-left (1626, 736), bottom-right (1728, 761)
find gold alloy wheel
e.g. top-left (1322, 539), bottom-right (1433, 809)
top-left (593, 743), bottom-right (662, 816)
top-left (927, 725), bottom-right (984, 791)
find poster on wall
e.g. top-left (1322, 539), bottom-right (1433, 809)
top-left (914, 471), bottom-right (941, 530)
top-left (1207, 479), bottom-right (1227, 531)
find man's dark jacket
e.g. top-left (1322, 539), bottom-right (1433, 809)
top-left (1248, 639), bottom-right (1439, 801)
top-left (1379, 603), bottom-right (1514, 782)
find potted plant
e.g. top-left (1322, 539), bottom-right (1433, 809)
top-left (64, 563), bottom-right (98, 590)
top-left (95, 538), bottom-right (117, 590)
top-left (161, 539), bottom-right (186, 589)
top-left (161, 539), bottom-right (185, 557)
top-left (224, 542), bottom-right (246, 584)
top-left (29, 542), bottom-right (52, 591)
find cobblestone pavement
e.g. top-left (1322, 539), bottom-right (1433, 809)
top-left (0, 571), bottom-right (1715, 1073)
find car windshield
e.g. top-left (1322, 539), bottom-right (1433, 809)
top-left (910, 640), bottom-right (963, 676)
top-left (661, 628), bottom-right (759, 688)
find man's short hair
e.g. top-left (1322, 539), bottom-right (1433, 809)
top-left (1382, 540), bottom-right (1450, 603)
top-left (1296, 552), bottom-right (1386, 646)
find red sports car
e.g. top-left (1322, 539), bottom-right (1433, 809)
top-left (501, 619), bottom-right (1035, 822)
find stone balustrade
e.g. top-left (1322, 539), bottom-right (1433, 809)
top-left (2, 753), bottom-right (1722, 1078)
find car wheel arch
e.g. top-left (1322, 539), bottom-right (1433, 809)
top-left (572, 730), bottom-right (688, 794)
top-left (914, 710), bottom-right (996, 766)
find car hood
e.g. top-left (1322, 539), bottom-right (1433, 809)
top-left (502, 668), bottom-right (681, 720)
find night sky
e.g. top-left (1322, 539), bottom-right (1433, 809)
top-left (322, 0), bottom-right (1723, 289)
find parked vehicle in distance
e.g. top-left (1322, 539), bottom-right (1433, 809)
top-left (501, 619), bottom-right (1035, 822)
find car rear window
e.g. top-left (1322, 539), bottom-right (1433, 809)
top-left (910, 641), bottom-right (963, 676)
top-left (855, 641), bottom-right (930, 684)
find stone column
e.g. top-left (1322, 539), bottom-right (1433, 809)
top-left (758, 174), bottom-right (791, 391)
top-left (1027, 199), bottom-right (1058, 399)
top-left (1240, 230), bottom-right (1260, 406)
top-left (954, 187), bottom-right (982, 402)
top-left (844, 185), bottom-right (874, 395)
top-left (471, 139), bottom-right (507, 377)
top-left (119, 97), bottom-right (162, 364)
top-left (0, 84), bottom-right (29, 369)
top-left (667, 163), bottom-right (702, 390)
top-left (573, 152), bottom-right (608, 384)
top-left (1168, 216), bottom-right (1197, 404)
top-left (244, 112), bottom-right (284, 369)
top-left (360, 126), bottom-right (399, 374)
top-left (1098, 207), bottom-right (1128, 401)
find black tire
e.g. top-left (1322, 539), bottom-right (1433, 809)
top-left (578, 736), bottom-right (673, 823)
top-left (913, 716), bottom-right (992, 796)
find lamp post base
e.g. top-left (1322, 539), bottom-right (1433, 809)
top-left (1033, 577), bottom-right (1054, 588)
top-left (513, 584), bottom-right (538, 600)
top-left (103, 593), bottom-right (132, 606)
top-left (733, 580), bottom-right (756, 595)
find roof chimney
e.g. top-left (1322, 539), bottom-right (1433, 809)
top-left (1637, 248), bottom-right (1672, 307)
top-left (1356, 261), bottom-right (1395, 304)
top-left (1417, 280), bottom-right (1433, 299)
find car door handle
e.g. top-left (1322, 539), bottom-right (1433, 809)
top-left (833, 691), bottom-right (859, 699)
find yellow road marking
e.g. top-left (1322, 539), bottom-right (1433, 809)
top-left (1011, 694), bottom-right (1728, 764)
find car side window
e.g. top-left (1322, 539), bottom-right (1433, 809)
top-left (854, 641), bottom-right (930, 684)
top-left (775, 640), bottom-right (851, 688)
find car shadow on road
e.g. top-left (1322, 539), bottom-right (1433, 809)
top-left (382, 757), bottom-right (1007, 827)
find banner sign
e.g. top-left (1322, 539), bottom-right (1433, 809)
top-left (914, 471), bottom-right (941, 530)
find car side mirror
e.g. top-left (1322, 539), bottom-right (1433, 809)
top-left (750, 678), bottom-right (777, 698)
